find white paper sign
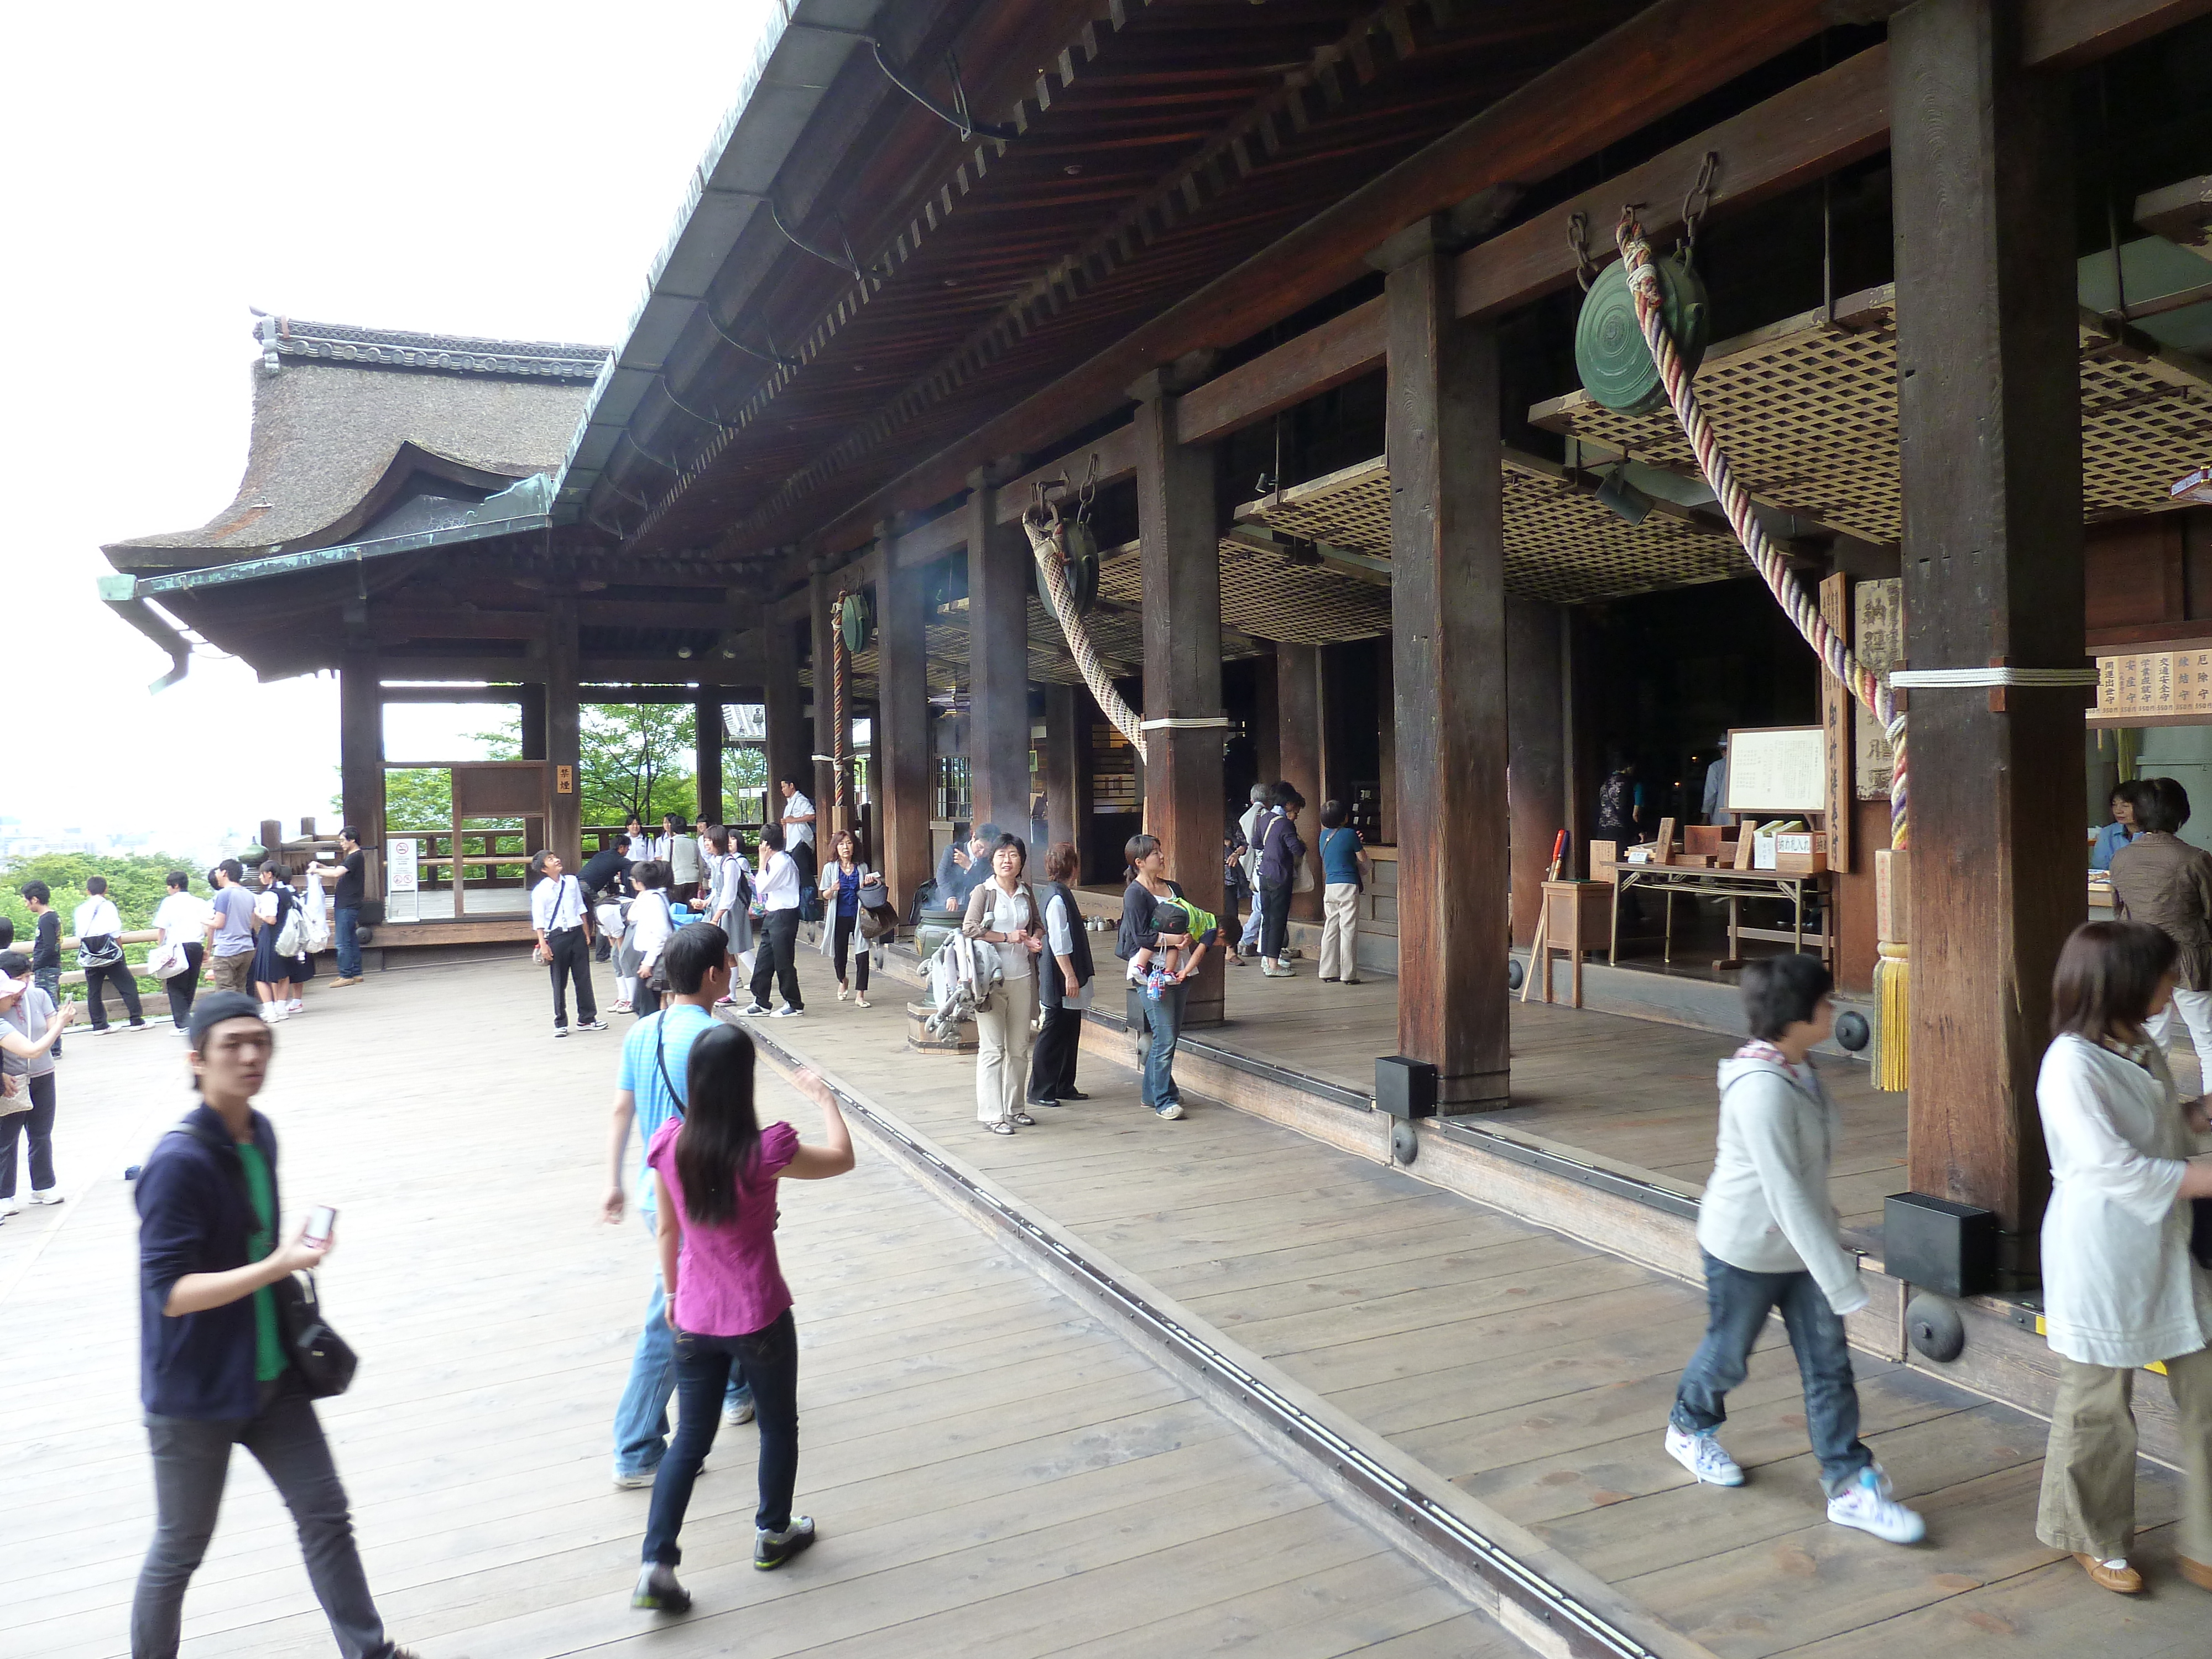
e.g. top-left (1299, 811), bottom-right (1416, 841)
top-left (1725, 727), bottom-right (1826, 815)
top-left (387, 837), bottom-right (419, 894)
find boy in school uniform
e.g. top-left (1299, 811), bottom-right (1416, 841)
top-left (1663, 953), bottom-right (1926, 1545)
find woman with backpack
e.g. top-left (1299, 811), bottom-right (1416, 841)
top-left (2034, 920), bottom-right (2212, 1595)
top-left (1256, 782), bottom-right (1306, 979)
top-left (249, 865), bottom-right (312, 1022)
top-left (963, 834), bottom-right (1044, 1135)
top-left (630, 1026), bottom-right (855, 1614)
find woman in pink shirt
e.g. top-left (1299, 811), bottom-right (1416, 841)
top-left (632, 1025), bottom-right (854, 1614)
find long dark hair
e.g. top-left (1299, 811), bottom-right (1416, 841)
top-left (2052, 920), bottom-right (2177, 1042)
top-left (672, 1023), bottom-right (763, 1229)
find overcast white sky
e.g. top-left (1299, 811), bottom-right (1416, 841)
top-left (1, 2), bottom-right (778, 854)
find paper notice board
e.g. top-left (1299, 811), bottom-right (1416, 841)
top-left (1725, 726), bottom-right (1826, 815)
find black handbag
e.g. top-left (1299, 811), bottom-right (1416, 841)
top-left (272, 1270), bottom-right (358, 1398)
top-left (179, 1120), bottom-right (358, 1396)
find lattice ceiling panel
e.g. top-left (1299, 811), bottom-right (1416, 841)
top-left (1530, 285), bottom-right (2212, 542)
top-left (1091, 535), bottom-right (1391, 645)
top-left (1230, 454), bottom-right (1744, 606)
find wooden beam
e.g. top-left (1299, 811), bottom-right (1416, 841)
top-left (1384, 230), bottom-right (1511, 1112)
top-left (339, 650), bottom-right (385, 909)
top-left (801, 0), bottom-right (1834, 557)
top-left (1134, 375), bottom-right (1228, 1027)
top-left (377, 657), bottom-right (547, 684)
top-left (580, 597), bottom-right (729, 629)
top-left (369, 608), bottom-right (546, 643)
top-left (546, 585), bottom-right (582, 870)
top-left (1178, 302), bottom-right (1386, 447)
top-left (893, 508), bottom-right (968, 568)
top-left (1506, 601), bottom-right (1566, 948)
top-left (378, 684), bottom-right (530, 704)
top-left (580, 658), bottom-right (761, 684)
top-left (1893, 0), bottom-right (2084, 1249)
top-left (967, 468), bottom-right (1034, 836)
top-left (2021, 0), bottom-right (2212, 67)
top-left (875, 530), bottom-right (935, 914)
top-left (696, 698), bottom-right (726, 823)
top-left (809, 566), bottom-right (842, 835)
top-left (763, 617), bottom-right (806, 796)
top-left (1275, 643), bottom-right (1325, 928)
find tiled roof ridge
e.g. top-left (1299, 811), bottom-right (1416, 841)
top-left (254, 313), bottom-right (611, 382)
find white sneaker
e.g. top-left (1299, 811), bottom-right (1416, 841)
top-left (724, 1399), bottom-right (756, 1427)
top-left (612, 1463), bottom-right (656, 1490)
top-left (771, 1006), bottom-right (804, 1018)
top-left (1154, 1101), bottom-right (1185, 1121)
top-left (738, 1003), bottom-right (771, 1017)
top-left (1827, 1464), bottom-right (1926, 1543)
top-left (1665, 1423), bottom-right (1745, 1486)
top-left (0, 1196), bottom-right (22, 1217)
top-left (286, 998), bottom-right (304, 1014)
top-left (28, 1189), bottom-right (63, 1206)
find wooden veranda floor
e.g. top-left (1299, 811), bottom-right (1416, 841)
top-left (0, 966), bottom-right (1498, 1658)
top-left (759, 948), bottom-right (2211, 1658)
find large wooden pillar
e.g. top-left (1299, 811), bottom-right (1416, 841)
top-left (1275, 641), bottom-right (1324, 924)
top-left (1892, 0), bottom-right (2081, 1248)
top-left (808, 564), bottom-right (843, 833)
top-left (1379, 224), bottom-right (1511, 1111)
top-left (518, 685), bottom-right (547, 761)
top-left (1507, 599), bottom-right (1568, 946)
top-left (763, 615), bottom-right (806, 802)
top-left (695, 698), bottom-right (724, 823)
top-left (545, 583), bottom-right (582, 870)
top-left (875, 531), bottom-right (935, 911)
top-left (1042, 683), bottom-right (1083, 853)
top-left (966, 467), bottom-right (1032, 836)
top-left (338, 649), bottom-right (385, 915)
top-left (1134, 369), bottom-right (1228, 1029)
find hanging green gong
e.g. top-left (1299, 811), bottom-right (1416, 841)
top-left (1574, 252), bottom-right (1710, 416)
top-left (1035, 517), bottom-right (1100, 618)
top-left (837, 589), bottom-right (873, 653)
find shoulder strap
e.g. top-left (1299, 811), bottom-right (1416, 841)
top-left (654, 1014), bottom-right (685, 1116)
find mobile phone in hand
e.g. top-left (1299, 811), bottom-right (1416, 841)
top-left (304, 1205), bottom-right (337, 1247)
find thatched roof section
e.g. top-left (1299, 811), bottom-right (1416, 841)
top-left (106, 317), bottom-right (607, 573)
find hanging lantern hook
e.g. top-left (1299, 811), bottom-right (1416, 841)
top-left (1568, 211), bottom-right (1597, 293)
top-left (1678, 151), bottom-right (1720, 267)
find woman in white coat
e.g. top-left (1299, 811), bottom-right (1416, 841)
top-left (962, 835), bottom-right (1044, 1135)
top-left (2036, 919), bottom-right (2212, 1595)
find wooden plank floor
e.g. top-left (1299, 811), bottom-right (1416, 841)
top-left (0, 962), bottom-right (1501, 1658)
top-left (763, 950), bottom-right (2211, 1658)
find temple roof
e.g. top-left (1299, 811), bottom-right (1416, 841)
top-left (105, 316), bottom-right (609, 572)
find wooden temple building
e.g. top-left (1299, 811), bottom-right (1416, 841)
top-left (101, 0), bottom-right (2212, 1442)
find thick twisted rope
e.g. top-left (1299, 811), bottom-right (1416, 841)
top-left (831, 590), bottom-right (851, 828)
top-left (1614, 213), bottom-right (1907, 853)
top-left (1020, 516), bottom-right (1147, 765)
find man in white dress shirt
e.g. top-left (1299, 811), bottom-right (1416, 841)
top-left (530, 852), bottom-right (606, 1038)
top-left (738, 824), bottom-right (806, 1018)
top-left (75, 877), bottom-right (150, 1034)
top-left (778, 776), bottom-right (817, 888)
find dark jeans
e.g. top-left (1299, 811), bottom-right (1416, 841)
top-left (164, 945), bottom-right (205, 1029)
top-left (545, 926), bottom-right (597, 1027)
top-left (133, 1373), bottom-right (393, 1658)
top-left (1140, 978), bottom-right (1187, 1109)
top-left (1, 1071), bottom-right (56, 1197)
top-left (1259, 881), bottom-right (1292, 962)
top-left (334, 907), bottom-right (361, 979)
top-left (830, 912), bottom-right (869, 992)
top-left (85, 959), bottom-right (145, 1029)
top-left (1029, 1003), bottom-right (1083, 1102)
top-left (751, 909), bottom-right (804, 1010)
top-left (644, 1310), bottom-right (801, 1563)
top-left (1671, 1249), bottom-right (1872, 1495)
top-left (633, 983), bottom-right (662, 1018)
top-left (32, 966), bottom-right (61, 1056)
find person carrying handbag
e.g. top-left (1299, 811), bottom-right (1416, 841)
top-left (131, 992), bottom-right (422, 1659)
top-left (150, 871), bottom-right (212, 1032)
top-left (963, 834), bottom-right (1044, 1135)
top-left (815, 828), bottom-right (883, 1006)
top-left (75, 876), bottom-right (151, 1032)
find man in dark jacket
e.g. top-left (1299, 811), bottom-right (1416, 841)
top-left (579, 834), bottom-right (635, 961)
top-left (131, 992), bottom-right (418, 1659)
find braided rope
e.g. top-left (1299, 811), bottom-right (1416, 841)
top-left (1614, 213), bottom-right (1907, 852)
top-left (1021, 517), bottom-right (1149, 765)
top-left (831, 591), bottom-right (851, 829)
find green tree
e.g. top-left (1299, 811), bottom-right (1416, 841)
top-left (382, 769), bottom-right (455, 831)
top-left (2, 853), bottom-right (212, 1001)
top-left (465, 707), bottom-right (700, 828)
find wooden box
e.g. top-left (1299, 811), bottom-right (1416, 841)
top-left (1541, 880), bottom-right (1613, 951)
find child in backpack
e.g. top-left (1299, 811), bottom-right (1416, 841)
top-left (1664, 954), bottom-right (1926, 1545)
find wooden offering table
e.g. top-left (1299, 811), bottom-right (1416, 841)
top-left (1609, 864), bottom-right (1835, 972)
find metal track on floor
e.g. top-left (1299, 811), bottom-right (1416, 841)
top-left (749, 1024), bottom-right (1661, 1659)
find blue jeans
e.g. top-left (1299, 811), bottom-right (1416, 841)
top-left (334, 908), bottom-right (361, 979)
top-left (644, 1310), bottom-right (800, 1563)
top-left (1239, 890), bottom-right (1265, 952)
top-left (1141, 978), bottom-right (1187, 1110)
top-left (1671, 1249), bottom-right (1871, 1495)
top-left (614, 1228), bottom-right (752, 1477)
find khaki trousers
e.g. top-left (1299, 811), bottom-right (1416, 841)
top-left (208, 952), bottom-right (255, 996)
top-left (2037, 1344), bottom-right (2212, 1564)
top-left (973, 974), bottom-right (1036, 1126)
top-left (1318, 884), bottom-right (1361, 981)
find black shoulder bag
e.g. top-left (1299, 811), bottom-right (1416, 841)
top-left (179, 1120), bottom-right (358, 1397)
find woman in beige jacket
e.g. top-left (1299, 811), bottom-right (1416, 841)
top-left (963, 835), bottom-right (1044, 1135)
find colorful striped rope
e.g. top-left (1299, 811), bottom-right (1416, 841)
top-left (1022, 517), bottom-right (1149, 765)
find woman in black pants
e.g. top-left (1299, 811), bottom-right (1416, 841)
top-left (1257, 781), bottom-right (1306, 977)
top-left (1027, 841), bottom-right (1093, 1110)
top-left (815, 830), bottom-right (881, 1006)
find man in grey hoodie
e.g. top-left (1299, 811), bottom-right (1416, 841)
top-left (1665, 954), bottom-right (1927, 1545)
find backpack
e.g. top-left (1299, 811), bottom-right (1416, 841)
top-left (274, 892), bottom-right (306, 957)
